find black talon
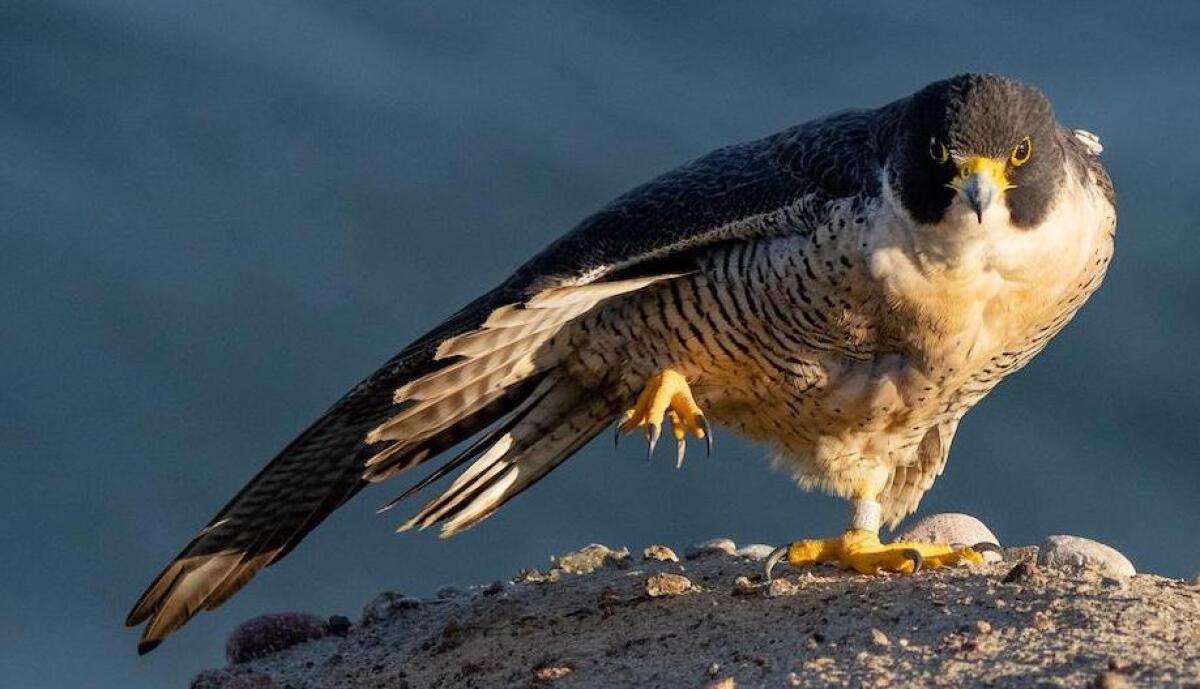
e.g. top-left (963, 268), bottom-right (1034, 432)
top-left (698, 415), bottom-right (713, 456)
top-left (613, 420), bottom-right (622, 449)
top-left (675, 439), bottom-right (686, 469)
top-left (901, 548), bottom-right (923, 573)
top-left (647, 423), bottom-right (660, 460)
top-left (971, 542), bottom-right (1002, 554)
top-left (765, 545), bottom-right (789, 582)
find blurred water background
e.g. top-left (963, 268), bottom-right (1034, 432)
top-left (3, 2), bottom-right (1199, 687)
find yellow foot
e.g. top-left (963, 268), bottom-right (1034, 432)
top-left (616, 369), bottom-right (711, 467)
top-left (765, 529), bottom-right (997, 579)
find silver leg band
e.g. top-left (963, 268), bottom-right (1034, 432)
top-left (849, 498), bottom-right (882, 533)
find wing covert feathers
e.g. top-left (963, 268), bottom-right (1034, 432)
top-left (362, 275), bottom-right (682, 481)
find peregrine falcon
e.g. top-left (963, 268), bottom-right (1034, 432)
top-left (127, 73), bottom-right (1115, 652)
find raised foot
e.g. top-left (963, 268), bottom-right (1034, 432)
top-left (765, 529), bottom-right (998, 580)
top-left (616, 369), bottom-right (711, 467)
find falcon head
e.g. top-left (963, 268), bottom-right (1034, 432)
top-left (889, 73), bottom-right (1066, 229)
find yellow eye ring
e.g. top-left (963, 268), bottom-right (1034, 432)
top-left (928, 137), bottom-right (949, 164)
top-left (1010, 136), bottom-right (1033, 166)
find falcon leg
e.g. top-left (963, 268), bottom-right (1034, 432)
top-left (765, 498), bottom-right (996, 580)
top-left (616, 369), bottom-right (711, 466)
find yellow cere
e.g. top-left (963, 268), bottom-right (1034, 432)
top-left (951, 156), bottom-right (1014, 191)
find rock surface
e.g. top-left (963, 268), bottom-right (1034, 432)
top-left (1038, 535), bottom-right (1137, 578)
top-left (192, 539), bottom-right (1198, 689)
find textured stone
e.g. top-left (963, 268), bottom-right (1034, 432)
top-left (361, 591), bottom-right (421, 625)
top-left (687, 538), bottom-right (737, 559)
top-left (894, 513), bottom-right (1002, 563)
top-left (732, 576), bottom-right (757, 595)
top-left (646, 572), bottom-right (692, 597)
top-left (767, 578), bottom-right (800, 597)
top-left (1038, 535), bottom-right (1135, 578)
top-left (553, 544), bottom-right (629, 574)
top-left (642, 544), bottom-right (679, 562)
top-left (735, 544), bottom-right (775, 560)
top-left (534, 665), bottom-right (573, 681)
top-left (870, 628), bottom-right (890, 647)
top-left (225, 613), bottom-right (328, 664)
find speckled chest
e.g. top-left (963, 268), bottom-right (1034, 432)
top-left (686, 175), bottom-right (1111, 463)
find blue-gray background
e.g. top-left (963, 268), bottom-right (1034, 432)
top-left (3, 2), bottom-right (1198, 687)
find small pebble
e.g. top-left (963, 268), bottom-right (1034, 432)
top-left (707, 662), bottom-right (721, 676)
top-left (553, 544), bottom-right (630, 574)
top-left (642, 544), bottom-right (679, 562)
top-left (735, 544), bottom-right (775, 560)
top-left (975, 620), bottom-right (992, 635)
top-left (1038, 535), bottom-right (1135, 578)
top-left (870, 628), bottom-right (890, 647)
top-left (1091, 671), bottom-right (1132, 689)
top-left (688, 538), bottom-right (738, 559)
top-left (732, 576), bottom-right (757, 595)
top-left (361, 592), bottom-right (421, 625)
top-left (533, 665), bottom-right (573, 681)
top-left (705, 678), bottom-right (736, 689)
top-left (804, 657), bottom-right (836, 670)
top-left (646, 572), bottom-right (692, 597)
top-left (767, 578), bottom-right (800, 597)
top-left (1032, 611), bottom-right (1057, 632)
top-left (517, 568), bottom-right (563, 584)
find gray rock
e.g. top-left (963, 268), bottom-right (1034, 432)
top-left (1037, 535), bottom-right (1135, 578)
top-left (361, 592), bottom-right (421, 625)
top-left (735, 544), bottom-right (775, 560)
top-left (687, 538), bottom-right (737, 559)
top-left (225, 613), bottom-right (329, 664)
top-left (894, 513), bottom-right (1002, 563)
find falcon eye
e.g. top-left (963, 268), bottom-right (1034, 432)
top-left (1010, 136), bottom-right (1033, 167)
top-left (928, 137), bottom-right (949, 164)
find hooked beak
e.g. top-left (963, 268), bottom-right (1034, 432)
top-left (949, 156), bottom-right (1012, 223)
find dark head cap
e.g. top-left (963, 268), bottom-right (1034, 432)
top-left (891, 74), bottom-right (1065, 228)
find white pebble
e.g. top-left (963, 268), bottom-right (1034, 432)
top-left (1038, 535), bottom-right (1135, 578)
